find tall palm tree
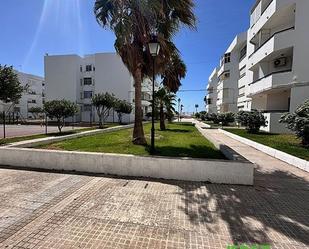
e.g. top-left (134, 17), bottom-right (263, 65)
top-left (155, 87), bottom-right (176, 130)
top-left (195, 104), bottom-right (199, 114)
top-left (94, 0), bottom-right (195, 145)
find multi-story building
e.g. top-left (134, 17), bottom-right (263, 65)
top-left (44, 52), bottom-right (153, 123)
top-left (216, 32), bottom-right (247, 113)
top-left (0, 71), bottom-right (45, 121)
top-left (206, 68), bottom-right (218, 114)
top-left (247, 0), bottom-right (309, 133)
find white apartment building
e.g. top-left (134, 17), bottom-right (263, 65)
top-left (247, 0), bottom-right (309, 133)
top-left (0, 71), bottom-right (45, 121)
top-left (44, 53), bottom-right (153, 123)
top-left (216, 32), bottom-right (247, 113)
top-left (206, 68), bottom-right (218, 114)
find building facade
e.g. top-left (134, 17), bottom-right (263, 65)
top-left (206, 0), bottom-right (309, 133)
top-left (247, 0), bottom-right (309, 133)
top-left (215, 32), bottom-right (247, 113)
top-left (0, 71), bottom-right (45, 121)
top-left (44, 53), bottom-right (153, 123)
top-left (206, 68), bottom-right (218, 114)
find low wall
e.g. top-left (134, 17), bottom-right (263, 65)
top-left (220, 129), bottom-right (309, 173)
top-left (0, 147), bottom-right (254, 185)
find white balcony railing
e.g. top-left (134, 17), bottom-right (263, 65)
top-left (248, 27), bottom-right (294, 69)
top-left (249, 70), bottom-right (293, 96)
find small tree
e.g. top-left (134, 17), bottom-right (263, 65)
top-left (279, 100), bottom-right (309, 146)
top-left (92, 92), bottom-right (116, 128)
top-left (236, 110), bottom-right (267, 133)
top-left (115, 100), bottom-right (132, 124)
top-left (44, 100), bottom-right (78, 133)
top-left (0, 65), bottom-right (23, 138)
top-left (28, 107), bottom-right (44, 119)
top-left (218, 112), bottom-right (235, 126)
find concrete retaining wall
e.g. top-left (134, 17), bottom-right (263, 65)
top-left (0, 147), bottom-right (254, 185)
top-left (220, 129), bottom-right (309, 173)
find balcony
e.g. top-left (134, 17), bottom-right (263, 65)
top-left (248, 27), bottom-right (294, 69)
top-left (249, 70), bottom-right (293, 96)
top-left (250, 0), bottom-right (296, 39)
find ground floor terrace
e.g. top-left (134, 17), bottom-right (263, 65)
top-left (0, 128), bottom-right (308, 249)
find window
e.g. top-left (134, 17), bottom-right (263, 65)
top-left (224, 53), bottom-right (231, 64)
top-left (240, 45), bottom-right (247, 61)
top-left (86, 65), bottom-right (92, 72)
top-left (80, 66), bottom-right (83, 72)
top-left (27, 99), bottom-right (36, 104)
top-left (80, 79), bottom-right (83, 86)
top-left (239, 66), bottom-right (246, 78)
top-left (219, 70), bottom-right (230, 81)
top-left (83, 104), bottom-right (92, 111)
top-left (207, 99), bottom-right (212, 104)
top-left (84, 91), bottom-right (93, 99)
top-left (80, 92), bottom-right (83, 100)
top-left (83, 78), bottom-right (92, 85)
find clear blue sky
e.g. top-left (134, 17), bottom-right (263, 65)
top-left (0, 0), bottom-right (255, 113)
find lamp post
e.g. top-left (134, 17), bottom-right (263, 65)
top-left (148, 35), bottom-right (160, 153)
top-left (178, 98), bottom-right (181, 122)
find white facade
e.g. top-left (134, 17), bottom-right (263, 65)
top-left (206, 0), bottom-right (309, 133)
top-left (216, 32), bottom-right (247, 113)
top-left (247, 0), bottom-right (309, 133)
top-left (0, 71), bottom-right (45, 121)
top-left (206, 68), bottom-right (218, 114)
top-left (45, 53), bottom-right (153, 123)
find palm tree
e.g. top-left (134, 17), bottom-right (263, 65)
top-left (155, 87), bottom-right (176, 130)
top-left (94, 0), bottom-right (195, 145)
top-left (195, 104), bottom-right (199, 114)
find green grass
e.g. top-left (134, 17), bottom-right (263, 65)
top-left (225, 128), bottom-right (309, 161)
top-left (39, 123), bottom-right (225, 159)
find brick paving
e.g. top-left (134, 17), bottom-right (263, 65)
top-left (0, 129), bottom-right (308, 248)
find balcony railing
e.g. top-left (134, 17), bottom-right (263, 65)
top-left (251, 0), bottom-right (274, 28)
top-left (249, 69), bottom-right (292, 85)
top-left (249, 26), bottom-right (295, 59)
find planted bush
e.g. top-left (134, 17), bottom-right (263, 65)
top-left (236, 110), bottom-right (267, 133)
top-left (209, 113), bottom-right (219, 124)
top-left (279, 100), bottom-right (309, 146)
top-left (217, 112), bottom-right (235, 126)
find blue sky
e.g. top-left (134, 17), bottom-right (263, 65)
top-left (0, 0), bottom-right (255, 113)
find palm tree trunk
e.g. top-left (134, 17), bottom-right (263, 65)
top-left (160, 104), bottom-right (166, 130)
top-left (133, 67), bottom-right (147, 145)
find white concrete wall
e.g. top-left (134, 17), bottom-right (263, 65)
top-left (0, 147), bottom-right (254, 185)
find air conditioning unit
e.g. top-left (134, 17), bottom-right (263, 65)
top-left (274, 57), bottom-right (287, 68)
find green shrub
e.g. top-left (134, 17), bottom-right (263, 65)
top-left (279, 100), bottom-right (309, 146)
top-left (209, 113), bottom-right (219, 124)
top-left (236, 110), bottom-right (267, 133)
top-left (217, 112), bottom-right (235, 126)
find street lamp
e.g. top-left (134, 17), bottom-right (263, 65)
top-left (178, 98), bottom-right (181, 122)
top-left (148, 35), bottom-right (160, 153)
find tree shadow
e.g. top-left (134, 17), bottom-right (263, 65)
top-left (145, 144), bottom-right (225, 159)
top-left (162, 128), bottom-right (191, 133)
top-left (175, 168), bottom-right (309, 246)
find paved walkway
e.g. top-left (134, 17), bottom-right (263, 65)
top-left (0, 123), bottom-right (308, 248)
top-left (0, 125), bottom-right (83, 139)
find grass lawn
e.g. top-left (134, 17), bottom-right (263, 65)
top-left (0, 126), bottom-right (113, 146)
top-left (225, 128), bottom-right (309, 161)
top-left (39, 123), bottom-right (225, 159)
